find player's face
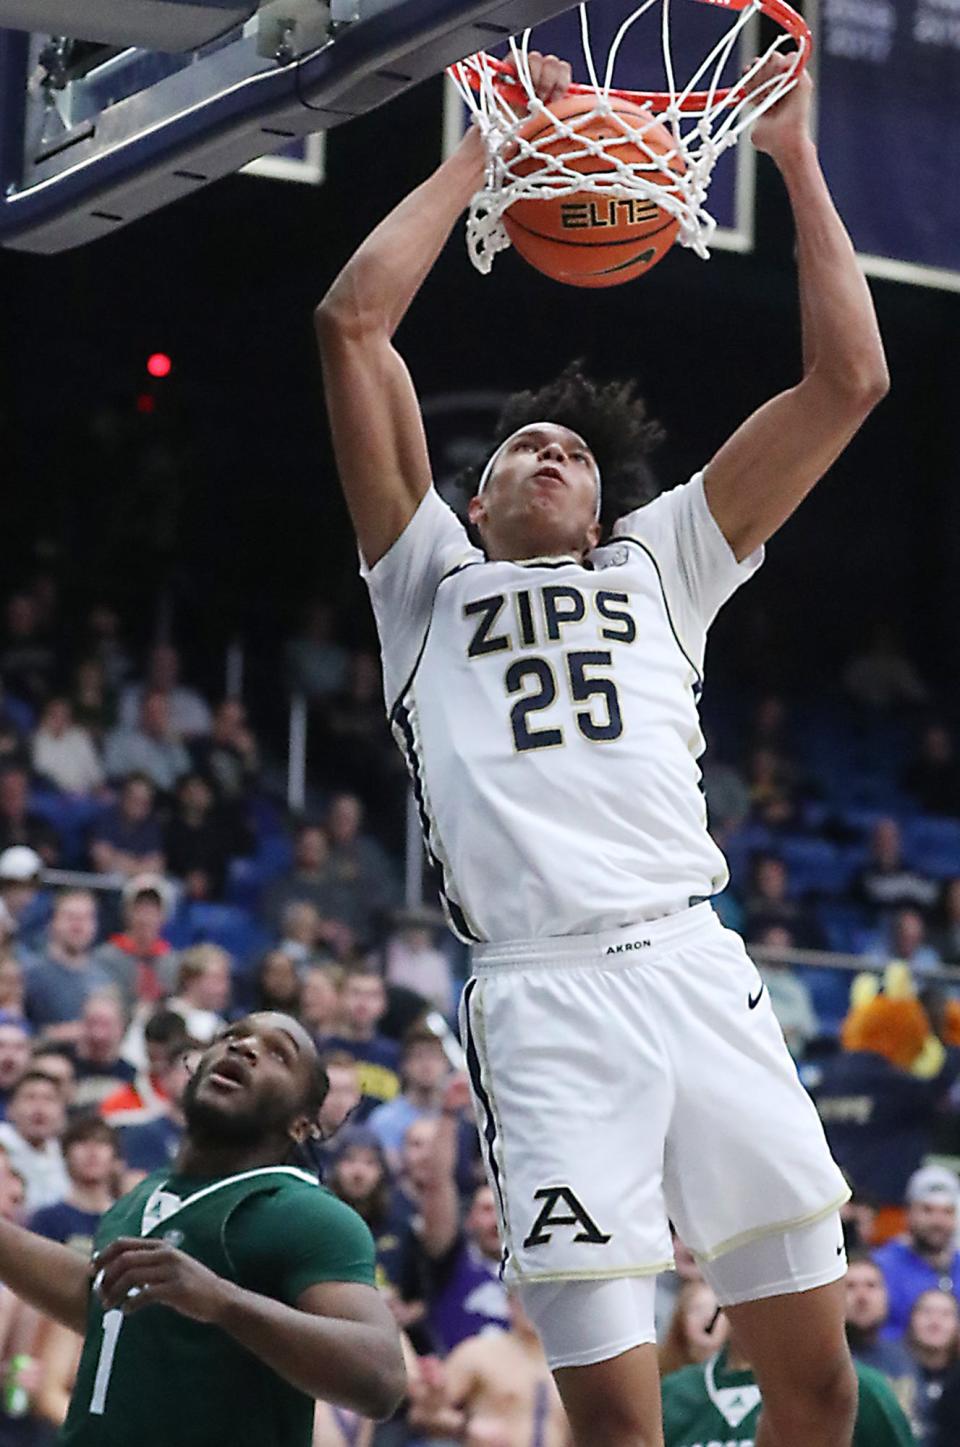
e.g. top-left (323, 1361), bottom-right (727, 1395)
top-left (909, 1199), bottom-right (957, 1254)
top-left (468, 424), bottom-right (601, 561)
top-left (184, 1012), bottom-right (318, 1148)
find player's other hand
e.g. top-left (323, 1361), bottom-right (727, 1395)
top-left (746, 52), bottom-right (812, 161)
top-left (524, 51), bottom-right (573, 108)
top-left (93, 1237), bottom-right (231, 1324)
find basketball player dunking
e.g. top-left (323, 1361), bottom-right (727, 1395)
top-left (316, 52), bottom-right (888, 1447)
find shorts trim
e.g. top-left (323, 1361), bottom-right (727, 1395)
top-left (713, 1254), bottom-right (848, 1310)
top-left (463, 977), bottom-right (517, 1272)
top-left (693, 1190), bottom-right (852, 1264)
top-left (548, 1335), bottom-right (658, 1371)
top-left (507, 1259), bottom-right (674, 1285)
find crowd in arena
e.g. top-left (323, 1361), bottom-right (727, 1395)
top-left (0, 575), bottom-right (958, 1444)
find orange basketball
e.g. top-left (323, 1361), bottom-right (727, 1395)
top-left (504, 94), bottom-right (684, 288)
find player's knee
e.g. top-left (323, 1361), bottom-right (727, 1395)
top-left (763, 1350), bottom-right (857, 1433)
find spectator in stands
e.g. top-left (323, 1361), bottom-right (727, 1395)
top-left (655, 1231), bottom-right (704, 1341)
top-left (382, 910), bottom-right (454, 1018)
top-left (298, 963), bottom-right (342, 1042)
top-left (845, 1253), bottom-right (916, 1386)
top-left (325, 964), bottom-right (400, 1119)
top-left (93, 873), bottom-right (173, 1012)
top-left (408, 1290), bottom-right (570, 1447)
top-left (252, 948), bottom-right (301, 1015)
top-left (397, 1072), bottom-right (508, 1355)
top-left (875, 1167), bottom-right (960, 1341)
top-left (285, 600), bottom-right (348, 702)
top-left (165, 944), bottom-right (232, 1043)
top-left (80, 603), bottom-right (131, 694)
top-left (368, 1027), bottom-right (450, 1168)
top-left (317, 1049), bottom-right (362, 1143)
top-left (190, 697), bottom-right (259, 806)
top-left (262, 822), bottom-right (351, 932)
top-left (0, 1014), bottom-right (31, 1118)
top-left (327, 793), bottom-right (400, 939)
top-left (28, 1115), bottom-right (117, 1255)
top-left (103, 689), bottom-right (190, 792)
top-left (0, 763), bottom-right (60, 865)
top-left (0, 843), bottom-right (44, 948)
top-left (743, 853), bottom-right (823, 949)
top-left (70, 656), bottom-right (116, 744)
top-left (64, 991), bottom-right (136, 1109)
top-left (0, 952), bottom-right (24, 1017)
top-left (812, 1001), bottom-right (960, 1214)
top-left (100, 1007), bottom-right (190, 1122)
top-left (119, 642), bottom-right (211, 738)
top-left (754, 923), bottom-right (818, 1057)
top-left (844, 623), bottom-right (929, 711)
top-left (855, 817), bottom-right (939, 916)
top-left (321, 651), bottom-right (393, 798)
top-left (113, 1045), bottom-right (189, 1179)
top-left (746, 745), bottom-right (800, 829)
top-left (277, 899), bottom-right (353, 968)
top-left (700, 732), bottom-right (750, 844)
top-left (658, 1280), bottom-right (728, 1377)
top-left (0, 1069), bottom-right (68, 1210)
top-left (0, 592), bottom-right (56, 708)
top-left (934, 879), bottom-right (960, 964)
top-left (886, 907), bottom-right (942, 976)
top-left (326, 1124), bottom-right (413, 1289)
top-left (164, 770), bottom-right (248, 900)
top-left (904, 723), bottom-right (960, 818)
top-left (89, 773), bottom-right (165, 878)
top-left (29, 1042), bottom-right (77, 1113)
top-left (0, 679), bottom-right (27, 768)
top-left (31, 697), bottom-right (104, 797)
top-left (904, 1289), bottom-right (960, 1443)
top-left (24, 889), bottom-right (109, 1036)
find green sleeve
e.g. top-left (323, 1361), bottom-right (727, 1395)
top-left (853, 1364), bottom-right (917, 1447)
top-left (227, 1184), bottom-right (377, 1304)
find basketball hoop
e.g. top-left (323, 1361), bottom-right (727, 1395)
top-left (448, 0), bottom-right (811, 272)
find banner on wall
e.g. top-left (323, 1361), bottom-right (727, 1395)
top-left (811, 0), bottom-right (960, 291)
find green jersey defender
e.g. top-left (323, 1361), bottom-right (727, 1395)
top-left (0, 1013), bottom-right (405, 1445)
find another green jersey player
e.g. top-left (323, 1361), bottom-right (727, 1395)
top-left (662, 1339), bottom-right (916, 1447)
top-left (0, 1011), bottom-right (406, 1446)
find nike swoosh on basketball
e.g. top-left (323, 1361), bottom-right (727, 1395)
top-left (747, 985), bottom-right (764, 1010)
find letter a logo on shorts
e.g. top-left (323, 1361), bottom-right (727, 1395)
top-left (522, 1185), bottom-right (612, 1249)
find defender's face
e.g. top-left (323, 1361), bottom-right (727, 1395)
top-left (185, 1012), bottom-right (317, 1144)
top-left (469, 424), bottom-right (601, 559)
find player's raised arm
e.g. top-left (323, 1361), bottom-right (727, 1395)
top-left (0, 1216), bottom-right (91, 1334)
top-left (702, 56), bottom-right (890, 562)
top-left (315, 55), bottom-right (571, 567)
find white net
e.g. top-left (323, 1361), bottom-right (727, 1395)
top-left (449, 0), bottom-right (809, 273)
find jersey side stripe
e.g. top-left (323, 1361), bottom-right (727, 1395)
top-left (385, 557), bottom-right (483, 720)
top-left (392, 698), bottom-right (483, 945)
top-left (462, 977), bottom-right (510, 1277)
top-left (613, 536), bottom-right (704, 697)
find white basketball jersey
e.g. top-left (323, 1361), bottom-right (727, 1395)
top-left (362, 473), bottom-right (762, 943)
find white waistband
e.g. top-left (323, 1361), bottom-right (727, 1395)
top-left (470, 902), bottom-right (718, 973)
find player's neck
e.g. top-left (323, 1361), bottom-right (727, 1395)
top-left (175, 1133), bottom-right (292, 1178)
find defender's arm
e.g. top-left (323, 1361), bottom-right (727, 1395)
top-left (704, 61), bottom-right (889, 562)
top-left (0, 1219), bottom-right (91, 1335)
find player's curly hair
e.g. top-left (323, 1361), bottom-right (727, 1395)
top-left (456, 360), bottom-right (665, 539)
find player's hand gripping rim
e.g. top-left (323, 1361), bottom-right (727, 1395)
top-left (92, 1237), bottom-right (232, 1324)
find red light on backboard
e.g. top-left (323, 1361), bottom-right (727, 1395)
top-left (146, 352), bottom-right (172, 379)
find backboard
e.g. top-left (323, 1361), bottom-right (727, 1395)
top-left (0, 0), bottom-right (582, 253)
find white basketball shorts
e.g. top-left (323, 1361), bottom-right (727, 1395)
top-left (459, 903), bottom-right (849, 1286)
